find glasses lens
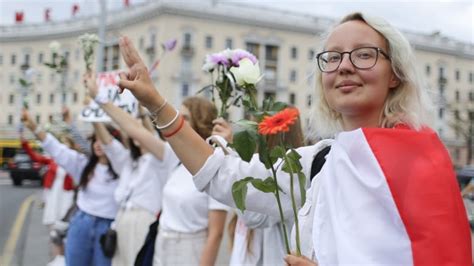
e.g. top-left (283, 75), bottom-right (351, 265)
top-left (350, 47), bottom-right (377, 69)
top-left (318, 51), bottom-right (341, 72)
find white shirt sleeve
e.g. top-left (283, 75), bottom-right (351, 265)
top-left (41, 133), bottom-right (88, 183)
top-left (102, 139), bottom-right (131, 175)
top-left (239, 209), bottom-right (282, 229)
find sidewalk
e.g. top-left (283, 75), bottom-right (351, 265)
top-left (22, 193), bottom-right (50, 266)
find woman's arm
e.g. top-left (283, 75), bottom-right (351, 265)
top-left (93, 122), bottom-right (113, 145)
top-left (62, 107), bottom-right (91, 155)
top-left (199, 210), bottom-right (227, 266)
top-left (21, 138), bottom-right (51, 164)
top-left (117, 36), bottom-right (212, 173)
top-left (84, 72), bottom-right (166, 160)
top-left (22, 109), bottom-right (47, 142)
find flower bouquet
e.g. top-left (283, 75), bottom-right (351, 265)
top-left (78, 33), bottom-right (100, 72)
top-left (200, 49), bottom-right (261, 118)
top-left (44, 41), bottom-right (68, 73)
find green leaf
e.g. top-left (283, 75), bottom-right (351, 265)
top-left (231, 130), bottom-right (257, 162)
top-left (271, 101), bottom-right (288, 112)
top-left (282, 149), bottom-right (303, 173)
top-left (250, 177), bottom-right (277, 193)
top-left (257, 135), bottom-right (273, 169)
top-left (19, 78), bottom-right (30, 87)
top-left (270, 146), bottom-right (286, 164)
top-left (298, 172), bottom-right (307, 206)
top-left (235, 119), bottom-right (258, 129)
top-left (232, 177), bottom-right (254, 212)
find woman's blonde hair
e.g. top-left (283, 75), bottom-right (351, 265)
top-left (309, 12), bottom-right (433, 138)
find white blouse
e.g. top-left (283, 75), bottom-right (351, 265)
top-left (103, 139), bottom-right (167, 216)
top-left (159, 143), bottom-right (230, 233)
top-left (42, 133), bottom-right (119, 219)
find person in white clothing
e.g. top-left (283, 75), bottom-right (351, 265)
top-left (93, 118), bottom-right (167, 266)
top-left (22, 110), bottom-right (121, 266)
top-left (113, 11), bottom-right (471, 266)
top-left (84, 72), bottom-right (229, 266)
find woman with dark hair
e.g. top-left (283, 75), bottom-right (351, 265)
top-left (84, 72), bottom-right (229, 266)
top-left (92, 117), bottom-right (166, 266)
top-left (22, 109), bottom-right (121, 266)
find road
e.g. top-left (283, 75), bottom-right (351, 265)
top-left (0, 170), bottom-right (44, 266)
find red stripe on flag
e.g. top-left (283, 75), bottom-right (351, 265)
top-left (363, 127), bottom-right (471, 265)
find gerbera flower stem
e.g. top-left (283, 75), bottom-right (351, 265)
top-left (270, 160), bottom-right (291, 254)
top-left (283, 136), bottom-right (302, 256)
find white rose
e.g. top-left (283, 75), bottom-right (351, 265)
top-left (230, 58), bottom-right (261, 86)
top-left (49, 41), bottom-right (61, 54)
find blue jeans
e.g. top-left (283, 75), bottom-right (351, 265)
top-left (65, 209), bottom-right (113, 266)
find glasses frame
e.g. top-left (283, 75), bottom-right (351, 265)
top-left (316, 47), bottom-right (391, 73)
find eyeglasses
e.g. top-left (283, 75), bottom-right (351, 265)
top-left (316, 47), bottom-right (390, 73)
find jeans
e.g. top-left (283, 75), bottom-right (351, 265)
top-left (65, 209), bottom-right (113, 266)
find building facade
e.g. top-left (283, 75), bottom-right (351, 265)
top-left (1, 1), bottom-right (473, 166)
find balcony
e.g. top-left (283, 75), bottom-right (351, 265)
top-left (180, 45), bottom-right (195, 57)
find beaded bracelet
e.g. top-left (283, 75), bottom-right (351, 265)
top-left (163, 115), bottom-right (185, 138)
top-left (154, 110), bottom-right (180, 130)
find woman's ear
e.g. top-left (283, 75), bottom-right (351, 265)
top-left (389, 72), bottom-right (401, 89)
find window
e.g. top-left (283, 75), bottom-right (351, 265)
top-left (75, 48), bottom-right (80, 60)
top-left (469, 91), bottom-right (474, 102)
top-left (470, 72), bottom-right (473, 83)
top-left (62, 92), bottom-right (67, 104)
top-left (308, 49), bottom-right (315, 60)
top-left (205, 35), bottom-right (213, 49)
top-left (37, 72), bottom-right (42, 84)
top-left (49, 93), bottom-right (55, 104)
top-left (73, 92), bottom-right (78, 103)
top-left (290, 70), bottom-right (297, 83)
top-left (455, 70), bottom-right (460, 81)
top-left (289, 93), bottom-right (296, 105)
top-left (38, 53), bottom-right (43, 64)
top-left (23, 54), bottom-right (30, 66)
top-left (425, 65), bottom-right (431, 75)
top-left (11, 54), bottom-right (16, 65)
top-left (307, 94), bottom-right (312, 107)
top-left (225, 38), bottom-right (233, 49)
top-left (455, 90), bottom-right (460, 102)
top-left (0, 54), bottom-right (3, 65)
top-left (291, 47), bottom-right (298, 59)
top-left (266, 45), bottom-right (278, 61)
top-left (36, 93), bottom-right (41, 104)
top-left (438, 108), bottom-right (444, 119)
top-left (8, 115), bottom-right (13, 125)
top-left (184, 33), bottom-right (192, 47)
top-left (9, 74), bottom-right (15, 84)
top-left (246, 42), bottom-right (260, 58)
top-left (35, 114), bottom-right (40, 124)
top-left (9, 94), bottom-right (14, 104)
top-left (181, 83), bottom-right (190, 97)
top-left (438, 66), bottom-right (445, 78)
top-left (454, 109), bottom-right (460, 120)
top-left (103, 44), bottom-right (120, 71)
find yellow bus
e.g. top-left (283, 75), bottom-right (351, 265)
top-left (0, 138), bottom-right (41, 168)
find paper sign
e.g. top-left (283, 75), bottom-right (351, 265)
top-left (79, 71), bottom-right (138, 122)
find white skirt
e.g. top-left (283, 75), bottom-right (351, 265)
top-left (153, 228), bottom-right (207, 266)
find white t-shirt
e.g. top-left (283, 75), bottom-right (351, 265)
top-left (42, 133), bottom-right (119, 219)
top-left (103, 139), bottom-right (166, 216)
top-left (160, 144), bottom-right (230, 233)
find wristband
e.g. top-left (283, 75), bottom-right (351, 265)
top-left (163, 116), bottom-right (185, 138)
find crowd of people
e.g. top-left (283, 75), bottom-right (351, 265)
top-left (20, 12), bottom-right (470, 266)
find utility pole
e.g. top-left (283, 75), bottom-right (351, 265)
top-left (97, 0), bottom-right (107, 72)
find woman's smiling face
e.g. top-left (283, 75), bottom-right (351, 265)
top-left (322, 20), bottom-right (399, 130)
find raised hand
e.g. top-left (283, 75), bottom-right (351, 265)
top-left (212, 118), bottom-right (233, 143)
top-left (83, 71), bottom-right (98, 98)
top-left (118, 36), bottom-right (159, 110)
top-left (62, 106), bottom-right (72, 125)
top-left (21, 109), bottom-right (36, 132)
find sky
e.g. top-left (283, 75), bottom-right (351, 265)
top-left (0, 0), bottom-right (472, 44)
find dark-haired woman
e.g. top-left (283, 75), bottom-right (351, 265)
top-left (22, 109), bottom-right (120, 266)
top-left (93, 119), bottom-right (166, 266)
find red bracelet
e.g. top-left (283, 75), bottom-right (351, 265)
top-left (163, 115), bottom-right (185, 138)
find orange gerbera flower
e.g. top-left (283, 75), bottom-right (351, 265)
top-left (258, 108), bottom-right (299, 135)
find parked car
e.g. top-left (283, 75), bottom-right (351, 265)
top-left (8, 151), bottom-right (44, 186)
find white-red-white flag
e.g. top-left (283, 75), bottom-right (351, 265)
top-left (313, 126), bottom-right (471, 265)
